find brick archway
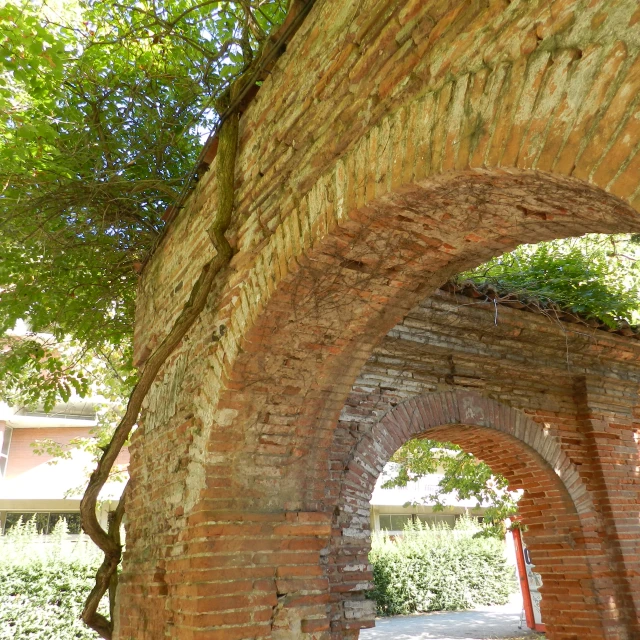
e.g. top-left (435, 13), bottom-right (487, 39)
top-left (329, 390), bottom-right (607, 639)
top-left (121, 2), bottom-right (640, 639)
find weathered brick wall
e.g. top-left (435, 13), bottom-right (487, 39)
top-left (326, 291), bottom-right (640, 639)
top-left (120, 1), bottom-right (640, 638)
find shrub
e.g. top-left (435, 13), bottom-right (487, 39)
top-left (368, 517), bottom-right (516, 616)
top-left (0, 517), bottom-right (105, 639)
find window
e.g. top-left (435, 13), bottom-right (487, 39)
top-left (378, 513), bottom-right (462, 531)
top-left (416, 513), bottom-right (458, 528)
top-left (0, 427), bottom-right (12, 478)
top-left (15, 400), bottom-right (97, 421)
top-left (2, 511), bottom-right (82, 535)
top-left (49, 512), bottom-right (82, 534)
top-left (378, 514), bottom-right (413, 531)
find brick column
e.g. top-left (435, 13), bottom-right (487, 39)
top-left (575, 376), bottom-right (640, 639)
top-left (117, 509), bottom-right (333, 640)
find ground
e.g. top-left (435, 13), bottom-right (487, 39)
top-left (360, 596), bottom-right (543, 640)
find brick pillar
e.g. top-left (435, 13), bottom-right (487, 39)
top-left (575, 376), bottom-right (640, 639)
top-left (118, 509), bottom-right (333, 640)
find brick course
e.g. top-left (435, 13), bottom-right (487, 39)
top-left (120, 1), bottom-right (640, 638)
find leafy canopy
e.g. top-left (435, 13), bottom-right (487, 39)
top-left (0, 0), bottom-right (287, 406)
top-left (457, 234), bottom-right (640, 328)
top-left (383, 438), bottom-right (520, 535)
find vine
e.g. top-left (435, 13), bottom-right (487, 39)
top-left (78, 2), bottom-right (317, 637)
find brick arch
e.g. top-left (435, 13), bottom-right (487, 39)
top-left (348, 389), bottom-right (592, 516)
top-left (218, 34), bottom-right (640, 507)
top-left (329, 390), bottom-right (607, 640)
top-left (122, 2), bottom-right (640, 638)
top-left (232, 171), bottom-right (640, 510)
top-left (131, 1), bottom-right (640, 514)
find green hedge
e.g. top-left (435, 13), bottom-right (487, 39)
top-left (0, 518), bottom-right (105, 639)
top-left (368, 518), bottom-right (516, 616)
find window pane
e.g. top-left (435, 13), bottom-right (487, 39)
top-left (4, 512), bottom-right (50, 533)
top-left (49, 512), bottom-right (82, 535)
top-left (4, 512), bottom-right (35, 532)
top-left (34, 513), bottom-right (50, 533)
top-left (390, 515), bottom-right (412, 530)
top-left (444, 514), bottom-right (458, 528)
top-left (379, 514), bottom-right (413, 530)
top-left (1, 427), bottom-right (11, 456)
top-left (416, 514), bottom-right (457, 528)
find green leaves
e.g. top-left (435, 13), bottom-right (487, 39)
top-left (0, 337), bottom-right (90, 409)
top-left (459, 234), bottom-right (640, 328)
top-left (0, 0), bottom-right (287, 408)
top-left (384, 439), bottom-right (519, 530)
top-left (0, 328), bottom-right (133, 414)
top-left (0, 523), bottom-right (106, 640)
top-left (368, 518), bottom-right (516, 616)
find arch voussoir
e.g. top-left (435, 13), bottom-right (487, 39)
top-left (372, 391), bottom-right (585, 509)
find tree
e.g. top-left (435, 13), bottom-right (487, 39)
top-left (1, 2), bottom-right (293, 637)
top-left (457, 233), bottom-right (640, 328)
top-left (0, 0), bottom-right (289, 404)
top-left (383, 438), bottom-right (520, 538)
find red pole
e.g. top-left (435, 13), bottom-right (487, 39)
top-left (512, 526), bottom-right (536, 631)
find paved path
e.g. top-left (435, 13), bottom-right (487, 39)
top-left (360, 596), bottom-right (539, 640)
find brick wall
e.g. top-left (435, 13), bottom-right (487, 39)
top-left (324, 292), bottom-right (640, 640)
top-left (121, 1), bottom-right (640, 638)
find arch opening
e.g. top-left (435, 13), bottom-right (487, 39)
top-left (328, 391), bottom-right (623, 640)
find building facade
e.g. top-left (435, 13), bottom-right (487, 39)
top-left (369, 463), bottom-right (490, 534)
top-left (0, 400), bottom-right (127, 534)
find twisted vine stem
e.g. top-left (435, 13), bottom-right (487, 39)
top-left (79, 3), bottom-right (317, 636)
top-left (80, 101), bottom-right (239, 640)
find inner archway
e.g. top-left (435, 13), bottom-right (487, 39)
top-left (328, 390), bottom-right (628, 640)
